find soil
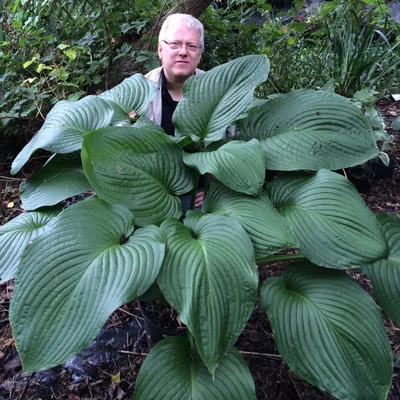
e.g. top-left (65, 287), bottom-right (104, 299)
top-left (1, 99), bottom-right (400, 400)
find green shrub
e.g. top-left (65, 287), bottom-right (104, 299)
top-left (200, 0), bottom-right (270, 69)
top-left (258, 0), bottom-right (400, 97)
top-left (323, 1), bottom-right (400, 97)
top-left (0, 0), bottom-right (164, 126)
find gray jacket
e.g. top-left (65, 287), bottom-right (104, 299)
top-left (145, 66), bottom-right (204, 126)
top-left (145, 66), bottom-right (234, 138)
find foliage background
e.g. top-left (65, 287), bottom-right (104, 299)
top-left (1, 0), bottom-right (400, 154)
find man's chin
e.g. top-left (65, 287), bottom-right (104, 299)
top-left (172, 69), bottom-right (196, 79)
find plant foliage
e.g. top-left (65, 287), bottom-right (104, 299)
top-left (0, 0), bottom-right (163, 127)
top-left (256, 0), bottom-right (400, 97)
top-left (1, 54), bottom-right (398, 400)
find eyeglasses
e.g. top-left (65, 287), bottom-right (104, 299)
top-left (161, 40), bottom-right (200, 53)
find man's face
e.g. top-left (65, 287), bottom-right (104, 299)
top-left (158, 24), bottom-right (202, 83)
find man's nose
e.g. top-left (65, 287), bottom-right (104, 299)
top-left (178, 44), bottom-right (188, 56)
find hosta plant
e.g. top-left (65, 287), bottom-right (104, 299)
top-left (1, 54), bottom-right (399, 400)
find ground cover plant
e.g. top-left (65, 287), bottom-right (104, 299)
top-left (0, 54), bottom-right (399, 399)
top-left (259, 0), bottom-right (400, 97)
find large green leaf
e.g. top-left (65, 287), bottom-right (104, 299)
top-left (173, 55), bottom-right (269, 142)
top-left (158, 211), bottom-right (258, 375)
top-left (10, 198), bottom-right (165, 372)
top-left (133, 336), bottom-right (256, 400)
top-left (82, 125), bottom-right (194, 226)
top-left (183, 139), bottom-right (265, 196)
top-left (0, 209), bottom-right (58, 283)
top-left (20, 152), bottom-right (91, 210)
top-left (260, 262), bottom-right (393, 400)
top-left (267, 170), bottom-right (388, 268)
top-left (202, 182), bottom-right (297, 261)
top-left (99, 73), bottom-right (156, 125)
top-left (236, 89), bottom-right (378, 170)
top-left (11, 96), bottom-right (114, 174)
top-left (363, 214), bottom-right (400, 324)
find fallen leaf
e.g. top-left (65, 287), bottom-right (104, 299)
top-left (111, 372), bottom-right (121, 384)
top-left (21, 77), bottom-right (37, 87)
top-left (7, 202), bottom-right (14, 208)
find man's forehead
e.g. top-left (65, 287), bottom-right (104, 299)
top-left (164, 24), bottom-right (200, 41)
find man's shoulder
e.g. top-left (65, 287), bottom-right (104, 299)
top-left (145, 67), bottom-right (163, 82)
top-left (145, 67), bottom-right (205, 81)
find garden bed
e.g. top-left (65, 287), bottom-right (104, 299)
top-left (1, 99), bottom-right (400, 399)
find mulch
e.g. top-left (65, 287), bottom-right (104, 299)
top-left (1, 98), bottom-right (400, 399)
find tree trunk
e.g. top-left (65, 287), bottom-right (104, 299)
top-left (111, 0), bottom-right (212, 84)
top-left (163, 0), bottom-right (212, 19)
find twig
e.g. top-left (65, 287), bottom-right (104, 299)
top-left (50, 386), bottom-right (59, 400)
top-left (239, 350), bottom-right (282, 359)
top-left (117, 350), bottom-right (148, 356)
top-left (290, 376), bottom-right (303, 399)
top-left (18, 373), bottom-right (32, 400)
top-left (138, 1), bottom-right (168, 74)
top-left (146, 1), bottom-right (167, 52)
top-left (133, 330), bottom-right (146, 352)
top-left (97, 0), bottom-right (113, 89)
top-left (258, 254), bottom-right (307, 265)
top-left (0, 116), bottom-right (36, 120)
top-left (87, 383), bottom-right (93, 399)
top-left (33, 96), bottom-right (46, 121)
top-left (117, 307), bottom-right (143, 328)
top-left (0, 176), bottom-right (24, 181)
top-left (105, 316), bottom-right (129, 329)
top-left (117, 307), bottom-right (142, 318)
top-left (9, 383), bottom-right (15, 399)
top-left (87, 361), bottom-right (114, 377)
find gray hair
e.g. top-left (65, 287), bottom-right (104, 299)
top-left (159, 13), bottom-right (204, 52)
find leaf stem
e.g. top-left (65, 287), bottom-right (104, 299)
top-left (187, 329), bottom-right (195, 348)
top-left (203, 174), bottom-right (209, 200)
top-left (258, 253), bottom-right (307, 265)
top-left (189, 171), bottom-right (200, 210)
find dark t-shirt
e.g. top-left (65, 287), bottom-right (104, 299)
top-left (160, 70), bottom-right (204, 189)
top-left (160, 70), bottom-right (178, 136)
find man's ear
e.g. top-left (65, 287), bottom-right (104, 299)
top-left (158, 42), bottom-right (163, 61)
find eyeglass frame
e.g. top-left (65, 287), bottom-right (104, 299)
top-left (161, 40), bottom-right (201, 53)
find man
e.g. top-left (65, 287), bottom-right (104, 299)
top-left (145, 13), bottom-right (204, 134)
top-left (145, 13), bottom-right (205, 208)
